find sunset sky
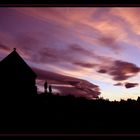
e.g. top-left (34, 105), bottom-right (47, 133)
top-left (1, 7), bottom-right (140, 101)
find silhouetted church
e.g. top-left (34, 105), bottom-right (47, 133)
top-left (0, 48), bottom-right (37, 99)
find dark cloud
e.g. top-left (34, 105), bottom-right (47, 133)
top-left (99, 36), bottom-right (116, 46)
top-left (16, 34), bottom-right (99, 68)
top-left (33, 67), bottom-right (101, 99)
top-left (16, 34), bottom-right (41, 52)
top-left (97, 69), bottom-right (107, 73)
top-left (73, 62), bottom-right (97, 68)
top-left (0, 43), bottom-right (11, 51)
top-left (15, 32), bottom-right (113, 71)
top-left (37, 47), bottom-right (69, 63)
top-left (16, 33), bottom-right (112, 71)
top-left (69, 44), bottom-right (111, 62)
top-left (110, 60), bottom-right (140, 81)
top-left (16, 34), bottom-right (90, 70)
top-left (98, 36), bottom-right (122, 53)
top-left (69, 44), bottom-right (94, 57)
top-left (124, 82), bottom-right (139, 89)
top-left (98, 60), bottom-right (140, 81)
top-left (114, 82), bottom-right (139, 89)
top-left (114, 82), bottom-right (123, 86)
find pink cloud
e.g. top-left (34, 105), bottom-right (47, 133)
top-left (33, 67), bottom-right (101, 99)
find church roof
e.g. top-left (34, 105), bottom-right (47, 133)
top-left (0, 48), bottom-right (37, 78)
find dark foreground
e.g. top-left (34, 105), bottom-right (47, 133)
top-left (0, 93), bottom-right (140, 134)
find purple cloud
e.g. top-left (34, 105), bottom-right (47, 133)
top-left (33, 67), bottom-right (101, 99)
top-left (98, 60), bottom-right (140, 81)
top-left (114, 82), bottom-right (123, 86)
top-left (125, 82), bottom-right (139, 89)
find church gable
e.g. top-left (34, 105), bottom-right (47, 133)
top-left (0, 48), bottom-right (37, 96)
top-left (0, 48), bottom-right (37, 79)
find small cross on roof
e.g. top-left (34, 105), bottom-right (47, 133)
top-left (13, 48), bottom-right (16, 51)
